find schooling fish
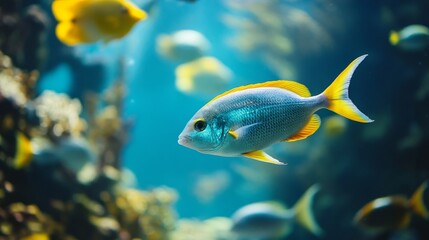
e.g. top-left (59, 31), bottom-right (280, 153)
top-left (52, 0), bottom-right (147, 45)
top-left (354, 181), bottom-right (429, 233)
top-left (389, 25), bottom-right (429, 51)
top-left (231, 184), bottom-right (323, 239)
top-left (178, 55), bottom-right (373, 165)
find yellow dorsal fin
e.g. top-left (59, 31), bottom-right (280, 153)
top-left (409, 180), bottom-right (429, 219)
top-left (205, 80), bottom-right (311, 107)
top-left (242, 150), bottom-right (286, 165)
top-left (122, 0), bottom-right (148, 21)
top-left (286, 114), bottom-right (321, 142)
top-left (52, 0), bottom-right (87, 21)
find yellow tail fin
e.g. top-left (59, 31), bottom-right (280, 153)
top-left (389, 31), bottom-right (400, 45)
top-left (322, 55), bottom-right (373, 123)
top-left (293, 184), bottom-right (323, 236)
top-left (409, 180), bottom-right (429, 219)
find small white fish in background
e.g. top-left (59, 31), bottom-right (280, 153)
top-left (175, 56), bottom-right (232, 97)
top-left (389, 24), bottom-right (429, 51)
top-left (157, 30), bottom-right (210, 62)
top-left (231, 184), bottom-right (323, 239)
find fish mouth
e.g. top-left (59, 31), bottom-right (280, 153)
top-left (178, 135), bottom-right (191, 147)
top-left (178, 135), bottom-right (219, 153)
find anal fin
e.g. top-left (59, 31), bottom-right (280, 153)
top-left (286, 114), bottom-right (321, 142)
top-left (242, 150), bottom-right (286, 165)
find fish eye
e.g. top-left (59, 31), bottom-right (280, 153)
top-left (194, 119), bottom-right (207, 132)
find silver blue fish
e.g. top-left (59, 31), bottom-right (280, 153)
top-left (178, 55), bottom-right (373, 164)
top-left (389, 25), bottom-right (429, 51)
top-left (231, 184), bottom-right (323, 239)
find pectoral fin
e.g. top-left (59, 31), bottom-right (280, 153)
top-left (286, 114), bottom-right (321, 142)
top-left (228, 123), bottom-right (261, 140)
top-left (228, 130), bottom-right (238, 139)
top-left (242, 150), bottom-right (286, 165)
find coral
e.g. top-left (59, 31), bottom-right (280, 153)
top-left (33, 91), bottom-right (86, 139)
top-left (112, 187), bottom-right (177, 240)
top-left (0, 51), bottom-right (39, 169)
top-left (170, 217), bottom-right (234, 240)
top-left (0, 51), bottom-right (38, 106)
top-left (0, 202), bottom-right (57, 239)
top-left (0, 51), bottom-right (178, 240)
top-left (85, 60), bottom-right (132, 171)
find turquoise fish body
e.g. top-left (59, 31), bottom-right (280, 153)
top-left (178, 55), bottom-right (373, 164)
top-left (201, 87), bottom-right (326, 156)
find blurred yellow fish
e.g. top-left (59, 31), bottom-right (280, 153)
top-left (22, 233), bottom-right (49, 240)
top-left (323, 115), bottom-right (347, 137)
top-left (175, 56), bottom-right (232, 97)
top-left (52, 0), bottom-right (147, 45)
top-left (354, 181), bottom-right (429, 233)
top-left (13, 132), bottom-right (33, 169)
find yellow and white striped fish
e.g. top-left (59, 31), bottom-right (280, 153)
top-left (178, 55), bottom-right (373, 165)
